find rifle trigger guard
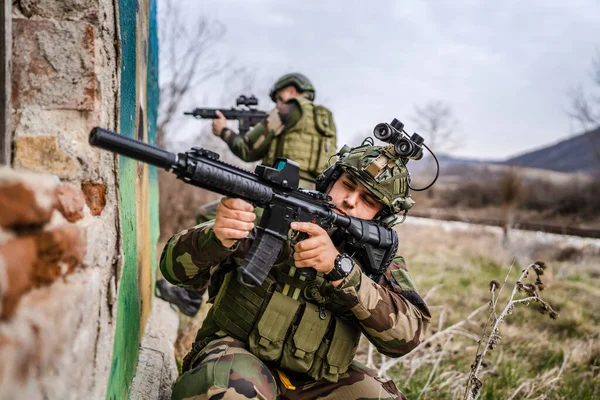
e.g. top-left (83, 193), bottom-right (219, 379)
top-left (290, 230), bottom-right (308, 246)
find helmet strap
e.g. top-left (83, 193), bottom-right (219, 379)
top-left (316, 165), bottom-right (342, 193)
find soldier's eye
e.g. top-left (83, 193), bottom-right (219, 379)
top-left (362, 195), bottom-right (375, 206)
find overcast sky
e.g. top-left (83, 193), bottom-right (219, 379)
top-left (162, 0), bottom-right (600, 160)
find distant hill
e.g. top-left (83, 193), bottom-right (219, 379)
top-left (407, 153), bottom-right (496, 174)
top-left (503, 128), bottom-right (600, 174)
top-left (414, 128), bottom-right (600, 177)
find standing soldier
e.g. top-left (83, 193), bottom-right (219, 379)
top-left (212, 72), bottom-right (337, 190)
top-left (156, 73), bottom-right (338, 315)
top-left (160, 142), bottom-right (430, 399)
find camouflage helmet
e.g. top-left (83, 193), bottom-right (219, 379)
top-left (269, 73), bottom-right (315, 101)
top-left (316, 144), bottom-right (415, 223)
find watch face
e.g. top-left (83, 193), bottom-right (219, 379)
top-left (339, 256), bottom-right (353, 274)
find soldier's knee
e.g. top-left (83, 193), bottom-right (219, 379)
top-left (173, 350), bottom-right (278, 400)
top-left (226, 353), bottom-right (278, 399)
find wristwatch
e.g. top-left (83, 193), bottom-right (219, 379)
top-left (326, 253), bottom-right (354, 281)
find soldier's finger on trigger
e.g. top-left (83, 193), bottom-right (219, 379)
top-left (291, 221), bottom-right (322, 236)
top-left (295, 237), bottom-right (320, 252)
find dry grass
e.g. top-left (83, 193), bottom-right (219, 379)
top-left (379, 220), bottom-right (600, 399)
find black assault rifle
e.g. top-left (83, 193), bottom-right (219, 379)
top-left (89, 128), bottom-right (399, 287)
top-left (184, 95), bottom-right (268, 135)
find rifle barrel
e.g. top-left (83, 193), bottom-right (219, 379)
top-left (89, 127), bottom-right (177, 169)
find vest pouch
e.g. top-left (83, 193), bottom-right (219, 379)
top-left (212, 271), bottom-right (276, 341)
top-left (313, 105), bottom-right (336, 138)
top-left (248, 291), bottom-right (300, 361)
top-left (312, 105), bottom-right (337, 175)
top-left (310, 317), bottom-right (361, 383)
top-left (307, 337), bottom-right (330, 381)
top-left (281, 302), bottom-right (332, 373)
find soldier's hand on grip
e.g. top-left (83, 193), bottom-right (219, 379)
top-left (290, 222), bottom-right (340, 276)
top-left (213, 197), bottom-right (256, 248)
top-left (212, 110), bottom-right (228, 137)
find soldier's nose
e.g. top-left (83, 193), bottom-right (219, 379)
top-left (344, 192), bottom-right (359, 208)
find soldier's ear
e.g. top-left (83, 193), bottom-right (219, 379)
top-left (316, 166), bottom-right (341, 193)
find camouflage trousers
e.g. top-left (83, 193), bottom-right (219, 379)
top-left (171, 336), bottom-right (407, 400)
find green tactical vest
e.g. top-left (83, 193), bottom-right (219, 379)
top-left (263, 97), bottom-right (337, 183)
top-left (209, 245), bottom-right (360, 383)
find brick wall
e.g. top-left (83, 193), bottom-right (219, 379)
top-left (0, 0), bottom-right (124, 398)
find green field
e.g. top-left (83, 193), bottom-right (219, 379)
top-left (371, 220), bottom-right (600, 399)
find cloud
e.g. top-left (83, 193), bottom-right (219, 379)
top-left (165, 0), bottom-right (600, 159)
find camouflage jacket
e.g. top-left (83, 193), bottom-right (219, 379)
top-left (220, 97), bottom-right (337, 183)
top-left (160, 221), bottom-right (431, 358)
top-left (220, 101), bottom-right (301, 163)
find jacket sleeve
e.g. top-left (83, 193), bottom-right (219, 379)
top-left (159, 221), bottom-right (240, 290)
top-left (220, 102), bottom-right (302, 162)
top-left (330, 255), bottom-right (431, 358)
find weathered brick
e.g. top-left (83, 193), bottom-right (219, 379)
top-left (0, 236), bottom-right (37, 320)
top-left (56, 183), bottom-right (85, 223)
top-left (19, 0), bottom-right (100, 23)
top-left (13, 136), bottom-right (79, 179)
top-left (33, 225), bottom-right (86, 284)
top-left (0, 168), bottom-right (57, 229)
top-left (81, 183), bottom-right (106, 216)
top-left (12, 19), bottom-right (96, 110)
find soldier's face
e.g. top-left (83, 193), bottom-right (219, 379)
top-left (274, 86), bottom-right (299, 105)
top-left (328, 172), bottom-right (383, 220)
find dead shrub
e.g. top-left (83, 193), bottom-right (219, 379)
top-left (437, 175), bottom-right (600, 220)
top-left (438, 181), bottom-right (500, 208)
top-left (555, 246), bottom-right (583, 262)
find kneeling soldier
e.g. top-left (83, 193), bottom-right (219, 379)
top-left (160, 142), bottom-right (431, 400)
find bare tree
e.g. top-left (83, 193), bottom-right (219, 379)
top-left (568, 49), bottom-right (600, 169)
top-left (156, 0), bottom-right (230, 146)
top-left (410, 100), bottom-right (461, 197)
top-left (410, 100), bottom-right (461, 154)
top-left (498, 167), bottom-right (524, 242)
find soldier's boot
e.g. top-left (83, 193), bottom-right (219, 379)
top-left (155, 279), bottom-right (205, 317)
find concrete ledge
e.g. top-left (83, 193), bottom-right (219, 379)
top-left (130, 296), bottom-right (179, 400)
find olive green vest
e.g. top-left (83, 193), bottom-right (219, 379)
top-left (209, 251), bottom-right (360, 383)
top-left (263, 97), bottom-right (337, 183)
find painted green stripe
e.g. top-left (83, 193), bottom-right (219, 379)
top-left (147, 0), bottom-right (160, 284)
top-left (106, 0), bottom-right (140, 398)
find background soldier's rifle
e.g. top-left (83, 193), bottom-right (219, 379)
top-left (184, 95), bottom-right (267, 135)
top-left (89, 127), bottom-right (399, 287)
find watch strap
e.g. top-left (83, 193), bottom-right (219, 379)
top-left (326, 253), bottom-right (352, 281)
